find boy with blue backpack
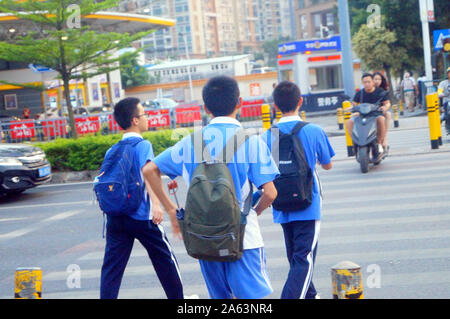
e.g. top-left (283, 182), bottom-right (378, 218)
top-left (262, 81), bottom-right (335, 299)
top-left (95, 97), bottom-right (183, 299)
top-left (144, 76), bottom-right (279, 299)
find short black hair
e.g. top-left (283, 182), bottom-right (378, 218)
top-left (114, 97), bottom-right (140, 130)
top-left (202, 76), bottom-right (240, 117)
top-left (362, 73), bottom-right (374, 80)
top-left (272, 81), bottom-right (301, 113)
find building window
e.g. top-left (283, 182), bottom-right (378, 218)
top-left (309, 65), bottom-right (343, 92)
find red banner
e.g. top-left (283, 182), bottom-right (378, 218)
top-left (175, 106), bottom-right (201, 124)
top-left (75, 116), bottom-right (100, 135)
top-left (9, 121), bottom-right (36, 139)
top-left (146, 109), bottom-right (170, 128)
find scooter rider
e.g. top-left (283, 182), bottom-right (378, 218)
top-left (438, 67), bottom-right (450, 134)
top-left (346, 73), bottom-right (391, 154)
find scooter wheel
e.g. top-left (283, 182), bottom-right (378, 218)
top-left (359, 146), bottom-right (370, 173)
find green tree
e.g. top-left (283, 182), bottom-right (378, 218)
top-left (352, 24), bottom-right (407, 93)
top-left (120, 54), bottom-right (151, 89)
top-left (0, 0), bottom-right (154, 138)
top-left (348, 0), bottom-right (449, 77)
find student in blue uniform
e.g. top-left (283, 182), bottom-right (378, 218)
top-left (262, 81), bottom-right (335, 299)
top-left (144, 76), bottom-right (279, 299)
top-left (100, 97), bottom-right (183, 299)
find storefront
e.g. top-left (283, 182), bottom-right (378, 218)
top-left (277, 36), bottom-right (360, 112)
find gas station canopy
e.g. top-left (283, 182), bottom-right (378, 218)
top-left (0, 11), bottom-right (175, 40)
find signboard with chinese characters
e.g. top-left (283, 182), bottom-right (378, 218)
top-left (301, 91), bottom-right (348, 112)
top-left (278, 36), bottom-right (341, 56)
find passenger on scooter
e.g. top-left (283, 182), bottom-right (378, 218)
top-left (438, 67), bottom-right (450, 135)
top-left (373, 72), bottom-right (392, 147)
top-left (346, 73), bottom-right (391, 154)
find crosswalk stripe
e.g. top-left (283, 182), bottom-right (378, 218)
top-left (32, 269), bottom-right (450, 299)
top-left (44, 246), bottom-right (450, 282)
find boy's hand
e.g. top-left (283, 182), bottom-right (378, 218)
top-left (169, 214), bottom-right (182, 240)
top-left (151, 204), bottom-right (164, 225)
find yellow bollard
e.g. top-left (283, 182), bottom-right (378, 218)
top-left (261, 104), bottom-right (271, 131)
top-left (276, 109), bottom-right (282, 123)
top-left (15, 267), bottom-right (42, 299)
top-left (393, 105), bottom-right (399, 128)
top-left (426, 93), bottom-right (439, 149)
top-left (300, 111), bottom-right (306, 122)
top-left (337, 108), bottom-right (344, 130)
top-left (432, 94), bottom-right (443, 146)
top-left (342, 101), bottom-right (355, 157)
top-left (399, 100), bottom-right (404, 116)
top-left (331, 261), bottom-right (364, 299)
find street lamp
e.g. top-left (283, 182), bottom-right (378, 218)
top-left (179, 32), bottom-right (194, 102)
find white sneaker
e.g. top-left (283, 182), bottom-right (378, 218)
top-left (184, 294), bottom-right (200, 299)
top-left (315, 294), bottom-right (321, 299)
top-left (378, 144), bottom-right (384, 154)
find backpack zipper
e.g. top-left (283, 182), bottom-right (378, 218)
top-left (187, 231), bottom-right (236, 241)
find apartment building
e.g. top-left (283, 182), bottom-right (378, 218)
top-left (114, 0), bottom-right (295, 60)
top-left (295, 0), bottom-right (339, 40)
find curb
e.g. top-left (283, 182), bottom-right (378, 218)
top-left (49, 170), bottom-right (99, 184)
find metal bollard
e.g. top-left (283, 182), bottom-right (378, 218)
top-left (342, 101), bottom-right (355, 157)
top-left (337, 108), bottom-right (344, 130)
top-left (15, 267), bottom-right (42, 299)
top-left (433, 95), bottom-right (443, 146)
top-left (399, 100), bottom-right (404, 116)
top-left (331, 261), bottom-right (363, 299)
top-left (426, 93), bottom-right (440, 149)
top-left (300, 111), bottom-right (306, 122)
top-left (393, 105), bottom-right (399, 128)
top-left (261, 104), bottom-right (271, 131)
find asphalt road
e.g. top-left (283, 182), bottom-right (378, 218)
top-left (1, 124), bottom-right (449, 299)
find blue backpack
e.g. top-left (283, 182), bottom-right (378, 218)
top-left (94, 137), bottom-right (144, 216)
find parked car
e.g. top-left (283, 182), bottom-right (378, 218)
top-left (143, 98), bottom-right (179, 110)
top-left (0, 143), bottom-right (52, 196)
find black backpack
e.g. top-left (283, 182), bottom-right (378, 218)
top-left (270, 122), bottom-right (313, 212)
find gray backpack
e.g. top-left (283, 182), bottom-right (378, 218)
top-left (179, 128), bottom-right (253, 262)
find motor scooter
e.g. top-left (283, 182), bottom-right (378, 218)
top-left (351, 102), bottom-right (388, 173)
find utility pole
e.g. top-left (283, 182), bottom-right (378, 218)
top-left (180, 32), bottom-right (194, 102)
top-left (419, 0), bottom-right (434, 81)
top-left (337, 0), bottom-right (355, 98)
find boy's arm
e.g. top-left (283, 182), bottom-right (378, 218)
top-left (143, 162), bottom-right (181, 239)
top-left (254, 181), bottom-right (277, 216)
top-left (144, 178), bottom-right (164, 225)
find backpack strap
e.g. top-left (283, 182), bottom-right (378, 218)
top-left (191, 129), bottom-right (213, 163)
top-left (217, 128), bottom-right (251, 163)
top-left (291, 121), bottom-right (309, 136)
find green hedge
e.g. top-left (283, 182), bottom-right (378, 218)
top-left (35, 128), bottom-right (191, 172)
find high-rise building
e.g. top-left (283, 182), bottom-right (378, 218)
top-left (113, 0), bottom-right (295, 60)
top-left (294, 0), bottom-right (339, 40)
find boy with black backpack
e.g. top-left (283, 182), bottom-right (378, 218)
top-left (262, 81), bottom-right (335, 299)
top-left (95, 97), bottom-right (183, 299)
top-left (144, 76), bottom-right (279, 299)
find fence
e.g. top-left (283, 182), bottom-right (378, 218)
top-left (0, 102), bottom-right (269, 144)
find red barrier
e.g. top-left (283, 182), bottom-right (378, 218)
top-left (42, 119), bottom-right (67, 137)
top-left (241, 99), bottom-right (264, 120)
top-left (9, 121), bottom-right (36, 139)
top-left (175, 105), bottom-right (201, 125)
top-left (108, 114), bottom-right (123, 133)
top-left (146, 109), bottom-right (170, 128)
top-left (75, 116), bottom-right (100, 135)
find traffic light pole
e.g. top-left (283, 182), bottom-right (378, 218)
top-left (419, 0), bottom-right (433, 81)
top-left (337, 0), bottom-right (355, 99)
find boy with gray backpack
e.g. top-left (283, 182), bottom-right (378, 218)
top-left (145, 76), bottom-right (279, 299)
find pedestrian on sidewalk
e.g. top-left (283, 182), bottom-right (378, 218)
top-left (98, 97), bottom-right (183, 299)
top-left (144, 76), bottom-right (279, 299)
top-left (262, 81), bottom-right (335, 299)
top-left (400, 72), bottom-right (418, 112)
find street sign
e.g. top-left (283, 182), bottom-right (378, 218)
top-left (28, 64), bottom-right (53, 73)
top-left (278, 36), bottom-right (341, 55)
top-left (433, 29), bottom-right (450, 51)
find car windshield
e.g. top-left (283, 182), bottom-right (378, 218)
top-left (155, 98), bottom-right (178, 108)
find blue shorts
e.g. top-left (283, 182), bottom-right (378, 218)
top-left (199, 247), bottom-right (273, 299)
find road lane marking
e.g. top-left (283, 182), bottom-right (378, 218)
top-left (0, 210), bottom-right (84, 241)
top-left (0, 201), bottom-right (92, 211)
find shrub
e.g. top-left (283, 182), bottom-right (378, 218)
top-left (35, 128), bottom-right (191, 172)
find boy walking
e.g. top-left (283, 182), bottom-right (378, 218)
top-left (99, 97), bottom-right (183, 299)
top-left (262, 81), bottom-right (335, 299)
top-left (145, 76), bottom-right (279, 299)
